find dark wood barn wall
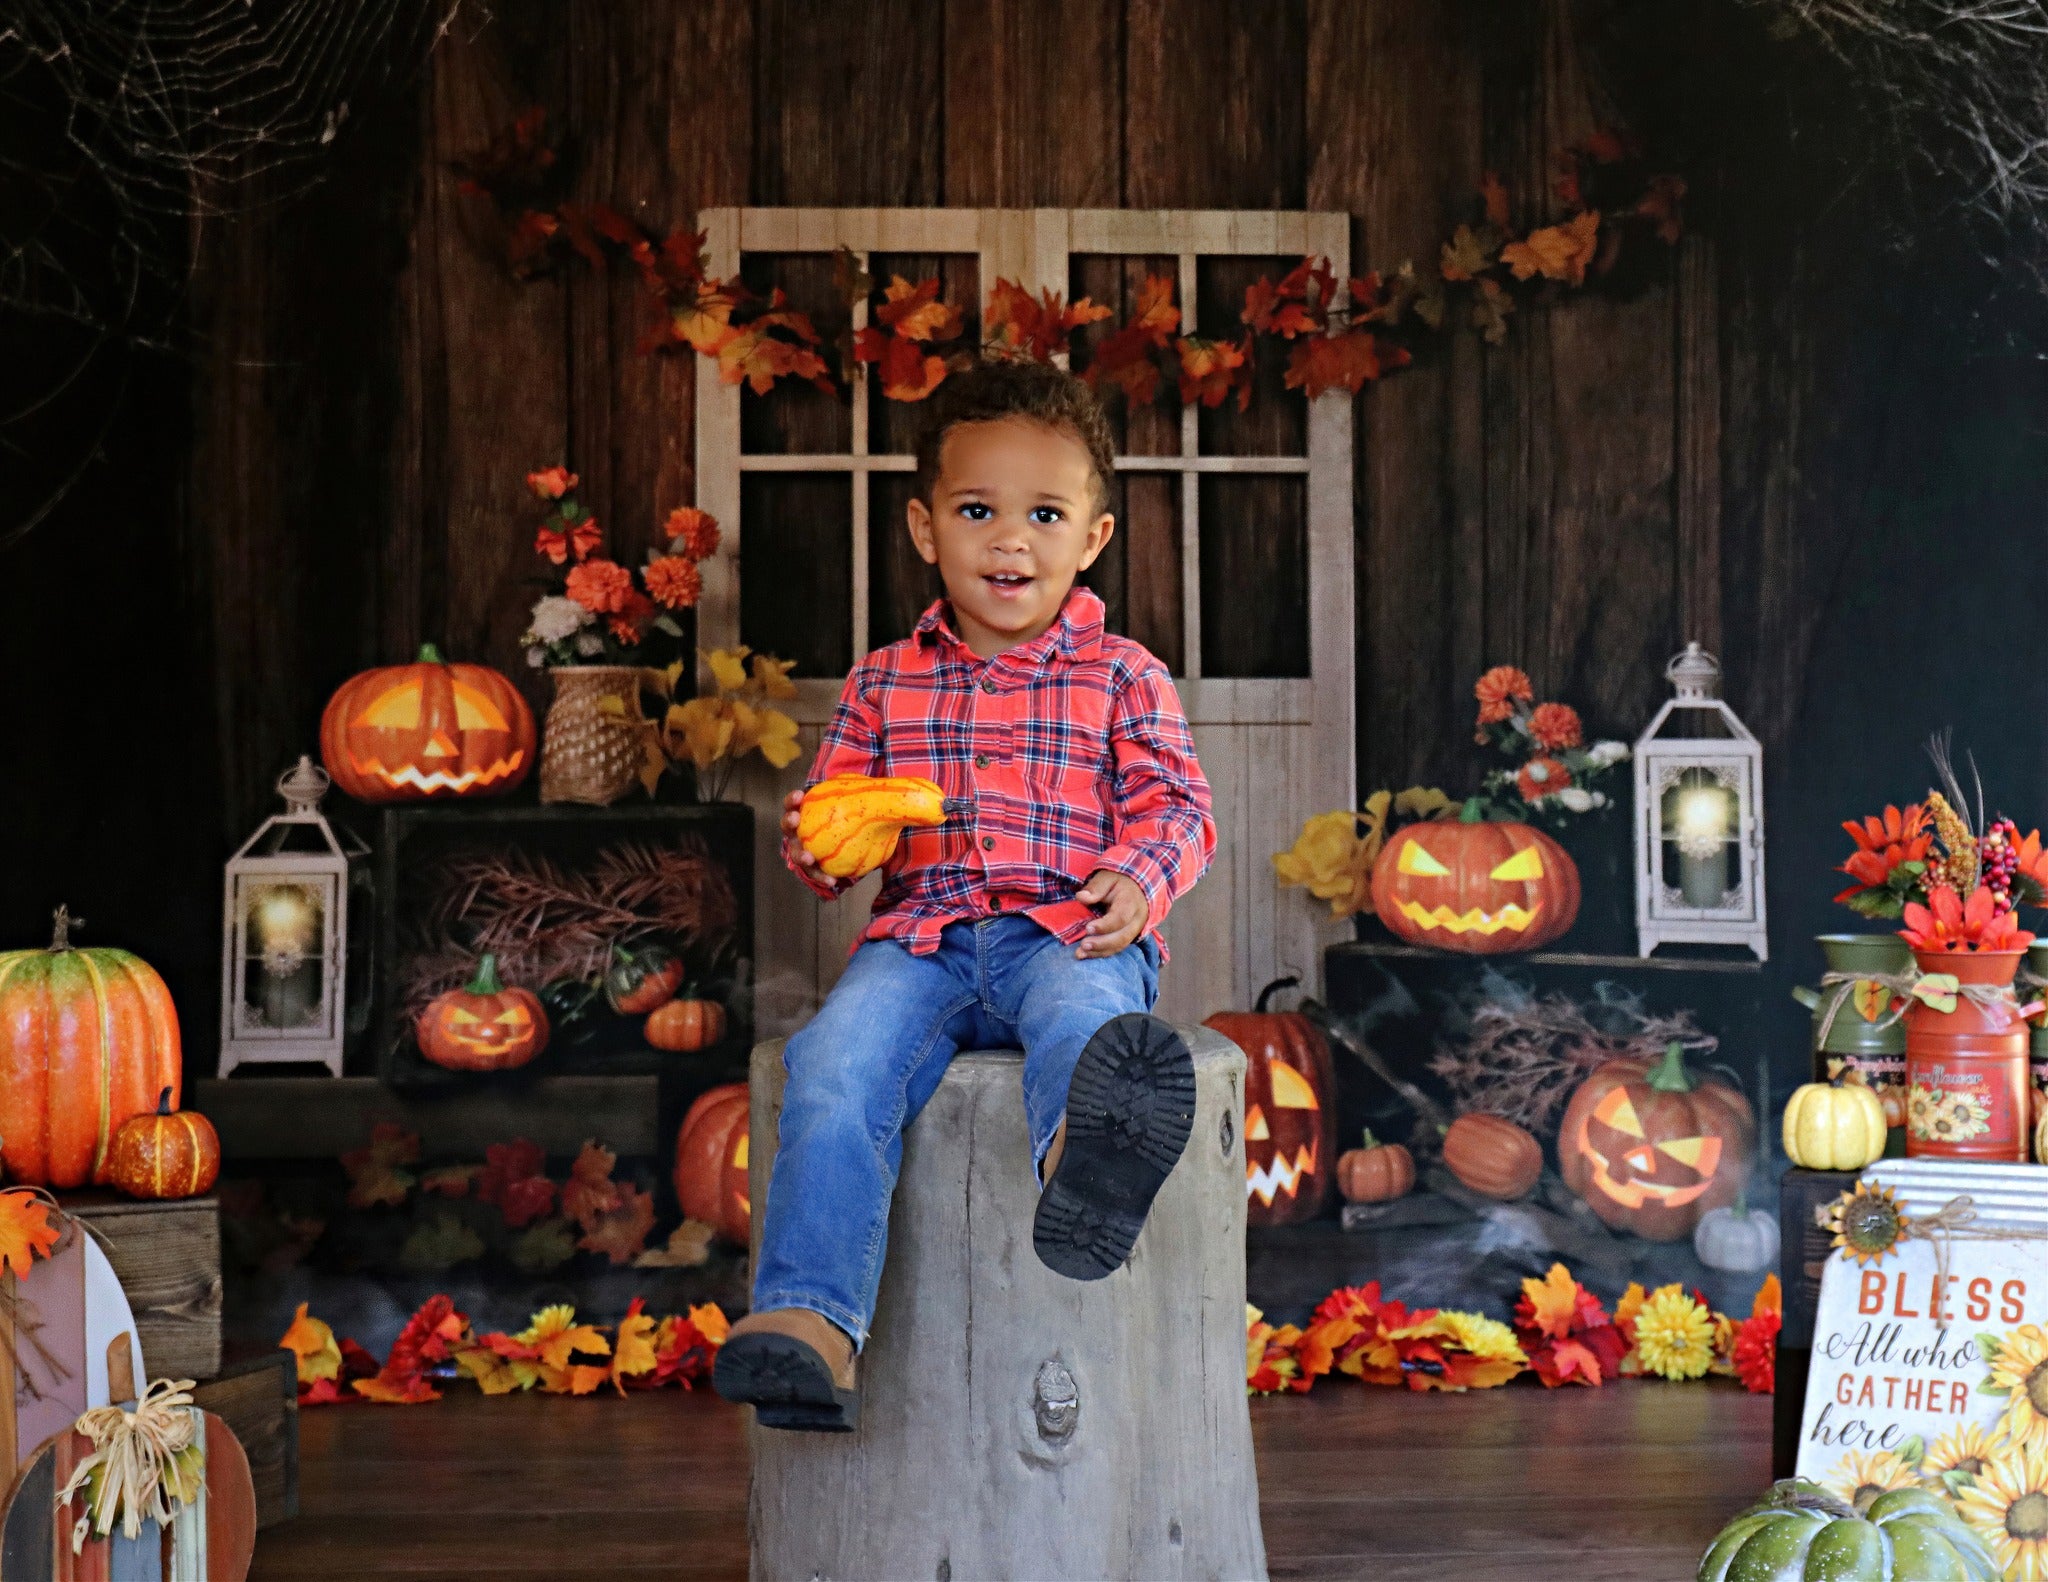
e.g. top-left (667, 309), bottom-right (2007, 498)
top-left (191, 0), bottom-right (1854, 842)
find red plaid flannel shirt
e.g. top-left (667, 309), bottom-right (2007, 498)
top-left (791, 586), bottom-right (1215, 956)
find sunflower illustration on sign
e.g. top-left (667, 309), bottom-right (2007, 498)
top-left (1820, 1181), bottom-right (1907, 1266)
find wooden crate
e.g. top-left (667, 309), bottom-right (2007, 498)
top-left (193, 1351), bottom-right (298, 1529)
top-left (1778, 1167), bottom-right (1860, 1349)
top-left (63, 1193), bottom-right (222, 1382)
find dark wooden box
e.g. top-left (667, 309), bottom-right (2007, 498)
top-left (192, 1350), bottom-right (298, 1529)
top-left (63, 1193), bottom-right (222, 1383)
top-left (368, 800), bottom-right (754, 1088)
top-left (1778, 1166), bottom-right (1859, 1349)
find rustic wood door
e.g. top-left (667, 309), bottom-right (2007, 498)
top-left (695, 207), bottom-right (1354, 1029)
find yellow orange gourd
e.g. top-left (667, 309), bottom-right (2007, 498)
top-left (1782, 1075), bottom-right (1889, 1171)
top-left (797, 775), bottom-right (947, 880)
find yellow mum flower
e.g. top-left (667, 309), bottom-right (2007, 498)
top-left (1991, 1326), bottom-right (2048, 1453)
top-left (1273, 809), bottom-right (1374, 919)
top-left (1632, 1285), bottom-right (1716, 1381)
top-left (1430, 1310), bottom-right (1528, 1391)
top-left (1827, 1448), bottom-right (1921, 1514)
top-left (701, 645), bottom-right (752, 693)
top-left (1926, 1421), bottom-right (2010, 1489)
top-left (1957, 1441), bottom-right (2048, 1582)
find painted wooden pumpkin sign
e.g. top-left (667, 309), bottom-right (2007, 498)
top-left (0, 907), bottom-right (182, 1190)
top-left (415, 956), bottom-right (549, 1072)
top-left (1558, 1041), bottom-right (1754, 1241)
top-left (1203, 977), bottom-right (1337, 1226)
top-left (320, 644), bottom-right (534, 802)
top-left (1368, 817), bottom-right (1579, 954)
top-left (674, 1084), bottom-right (750, 1245)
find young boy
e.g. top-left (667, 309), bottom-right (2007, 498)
top-left (712, 357), bottom-right (1216, 1432)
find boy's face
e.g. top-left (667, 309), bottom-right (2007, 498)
top-left (906, 416), bottom-right (1114, 658)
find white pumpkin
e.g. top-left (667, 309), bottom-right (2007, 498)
top-left (1693, 1195), bottom-right (1780, 1273)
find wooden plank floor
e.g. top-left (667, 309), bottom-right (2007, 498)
top-left (250, 1380), bottom-right (1768, 1580)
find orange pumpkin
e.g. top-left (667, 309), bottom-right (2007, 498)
top-left (645, 996), bottom-right (726, 1053)
top-left (320, 644), bottom-right (534, 802)
top-left (1368, 817), bottom-right (1579, 954)
top-left (105, 1087), bottom-right (221, 1199)
top-left (674, 1083), bottom-right (750, 1244)
top-left (416, 955), bottom-right (549, 1072)
top-left (1204, 976), bottom-right (1337, 1226)
top-left (605, 943), bottom-right (684, 1015)
top-left (1558, 1041), bottom-right (1754, 1241)
top-left (0, 907), bottom-right (182, 1189)
top-left (1336, 1131), bottom-right (1415, 1204)
top-left (796, 775), bottom-right (948, 880)
top-left (1442, 1113), bottom-right (1543, 1200)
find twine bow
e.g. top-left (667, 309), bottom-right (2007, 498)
top-left (1813, 969), bottom-right (2040, 1047)
top-left (53, 1378), bottom-right (202, 1552)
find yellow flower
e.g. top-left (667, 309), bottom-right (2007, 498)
top-left (728, 700), bottom-right (802, 769)
top-left (1827, 1448), bottom-right (1921, 1514)
top-left (668, 697), bottom-right (737, 770)
top-left (1273, 809), bottom-right (1374, 919)
top-left (1990, 1326), bottom-right (2048, 1453)
top-left (517, 1304), bottom-right (610, 1370)
top-left (701, 646), bottom-right (751, 693)
top-left (1632, 1285), bottom-right (1716, 1381)
top-left (278, 1303), bottom-right (340, 1385)
top-left (1926, 1421), bottom-right (2010, 1488)
top-left (750, 653), bottom-right (799, 700)
top-left (1429, 1310), bottom-right (1528, 1390)
top-left (1824, 1181), bottom-right (1906, 1267)
top-left (1957, 1441), bottom-right (2048, 1582)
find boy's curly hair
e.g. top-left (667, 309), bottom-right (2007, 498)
top-left (911, 356), bottom-right (1116, 518)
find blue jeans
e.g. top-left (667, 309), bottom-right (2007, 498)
top-left (752, 914), bottom-right (1161, 1349)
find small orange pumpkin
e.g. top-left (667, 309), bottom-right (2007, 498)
top-left (645, 995), bottom-right (726, 1053)
top-left (605, 943), bottom-right (684, 1015)
top-left (416, 955), bottom-right (549, 1072)
top-left (1442, 1112), bottom-right (1543, 1200)
top-left (1336, 1131), bottom-right (1414, 1204)
top-left (320, 644), bottom-right (535, 802)
top-left (674, 1083), bottom-right (749, 1244)
top-left (105, 1087), bottom-right (221, 1199)
top-left (797, 774), bottom-right (948, 880)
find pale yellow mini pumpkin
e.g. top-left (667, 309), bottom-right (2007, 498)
top-left (1782, 1076), bottom-right (1889, 1172)
top-left (797, 775), bottom-right (948, 880)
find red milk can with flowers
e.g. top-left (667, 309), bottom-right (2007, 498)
top-left (1900, 884), bottom-right (2033, 1161)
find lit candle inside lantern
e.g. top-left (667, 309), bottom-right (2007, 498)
top-left (1672, 785), bottom-right (1731, 909)
top-left (247, 883), bottom-right (323, 1029)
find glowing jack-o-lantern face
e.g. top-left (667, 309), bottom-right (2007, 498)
top-left (674, 1084), bottom-right (751, 1246)
top-left (1368, 819), bottom-right (1580, 955)
top-left (320, 645), bottom-right (535, 802)
top-left (1558, 1043), bottom-right (1755, 1242)
top-left (416, 955), bottom-right (550, 1072)
top-left (1203, 979), bottom-right (1338, 1227)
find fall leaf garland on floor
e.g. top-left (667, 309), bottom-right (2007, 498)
top-left (454, 109), bottom-right (1687, 406)
top-left (1248, 1265), bottom-right (1781, 1398)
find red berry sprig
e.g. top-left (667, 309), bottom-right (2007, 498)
top-left (1983, 817), bottom-right (2021, 912)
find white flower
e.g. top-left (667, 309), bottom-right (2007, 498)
top-left (1525, 759), bottom-right (1553, 784)
top-left (574, 631), bottom-right (607, 657)
top-left (1590, 790), bottom-right (1608, 808)
top-left (1586, 740), bottom-right (1630, 768)
top-left (1558, 787), bottom-right (1594, 812)
top-left (529, 595), bottom-right (593, 644)
top-left (525, 647), bottom-right (546, 668)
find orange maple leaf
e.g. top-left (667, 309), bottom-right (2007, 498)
top-left (418, 1165), bottom-right (480, 1198)
top-left (0, 1190), bottom-right (59, 1278)
top-left (1751, 1273), bottom-right (1783, 1320)
top-left (1438, 224), bottom-right (1495, 283)
top-left (1480, 171), bottom-right (1511, 230)
top-left (577, 1183), bottom-right (656, 1265)
top-left (984, 280), bottom-right (1110, 361)
top-left (672, 279), bottom-right (739, 355)
top-left (1284, 330), bottom-right (1402, 398)
top-left (340, 1123), bottom-right (419, 1210)
top-left (610, 1298), bottom-right (660, 1394)
top-left (875, 334), bottom-right (949, 402)
top-left (876, 276), bottom-right (962, 343)
top-left (279, 1302), bottom-right (341, 1384)
top-left (560, 1140), bottom-right (623, 1227)
top-left (1516, 1264), bottom-right (1582, 1341)
top-left (1127, 274), bottom-right (1181, 344)
top-left (1176, 335), bottom-right (1253, 409)
top-left (353, 1374), bottom-right (440, 1405)
top-left (1500, 210), bottom-right (1600, 285)
top-left (522, 1303), bottom-right (612, 1371)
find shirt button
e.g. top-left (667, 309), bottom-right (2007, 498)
top-left (990, 896), bottom-right (1004, 911)
top-left (981, 677), bottom-right (998, 695)
top-left (981, 836), bottom-right (996, 851)
top-left (974, 753), bottom-right (991, 769)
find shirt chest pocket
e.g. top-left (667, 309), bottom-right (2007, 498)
top-left (1014, 691), bottom-right (1113, 793)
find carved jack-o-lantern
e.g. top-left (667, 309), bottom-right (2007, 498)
top-left (1203, 977), bottom-right (1337, 1226)
top-left (1368, 817), bottom-right (1580, 955)
top-left (1558, 1041), bottom-right (1754, 1241)
top-left (674, 1083), bottom-right (750, 1245)
top-left (320, 644), bottom-right (535, 802)
top-left (416, 955), bottom-right (550, 1072)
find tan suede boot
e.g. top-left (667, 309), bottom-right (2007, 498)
top-left (1039, 1118), bottom-right (1068, 1185)
top-left (713, 1306), bottom-right (860, 1431)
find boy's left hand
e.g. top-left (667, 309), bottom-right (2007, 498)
top-left (1075, 870), bottom-right (1147, 959)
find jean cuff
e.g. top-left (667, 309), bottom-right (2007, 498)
top-left (750, 1290), bottom-right (871, 1353)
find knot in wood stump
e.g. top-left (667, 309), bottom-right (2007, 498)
top-left (1031, 1358), bottom-right (1078, 1442)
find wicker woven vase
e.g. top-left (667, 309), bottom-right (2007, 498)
top-left (539, 666), bottom-right (646, 806)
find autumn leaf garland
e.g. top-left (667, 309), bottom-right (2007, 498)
top-left (456, 108), bottom-right (1686, 408)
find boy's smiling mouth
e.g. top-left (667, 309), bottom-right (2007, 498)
top-left (983, 571), bottom-right (1035, 597)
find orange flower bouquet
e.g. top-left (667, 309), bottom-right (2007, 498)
top-left (1468, 665), bottom-right (1629, 823)
top-left (519, 466), bottom-right (722, 670)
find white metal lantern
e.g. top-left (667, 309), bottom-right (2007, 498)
top-left (219, 756), bottom-right (362, 1077)
top-left (1633, 644), bottom-right (1768, 961)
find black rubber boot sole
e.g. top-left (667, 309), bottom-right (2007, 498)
top-left (712, 1331), bottom-right (861, 1433)
top-left (1033, 1013), bottom-right (1196, 1281)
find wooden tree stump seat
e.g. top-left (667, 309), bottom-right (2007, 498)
top-left (746, 1027), bottom-right (1267, 1582)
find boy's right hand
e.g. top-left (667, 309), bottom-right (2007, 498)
top-left (782, 788), bottom-right (841, 893)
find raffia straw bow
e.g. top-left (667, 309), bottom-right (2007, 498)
top-left (1812, 969), bottom-right (2039, 1047)
top-left (53, 1378), bottom-right (202, 1552)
